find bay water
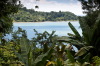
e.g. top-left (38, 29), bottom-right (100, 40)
top-left (6, 21), bottom-right (82, 51)
top-left (12, 21), bottom-right (82, 38)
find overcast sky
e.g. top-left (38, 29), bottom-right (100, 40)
top-left (20, 0), bottom-right (86, 16)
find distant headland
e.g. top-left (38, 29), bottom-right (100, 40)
top-left (10, 7), bottom-right (78, 22)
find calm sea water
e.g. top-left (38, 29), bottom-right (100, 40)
top-left (10, 21), bottom-right (82, 39)
top-left (6, 21), bottom-right (82, 51)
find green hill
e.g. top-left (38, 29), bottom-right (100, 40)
top-left (10, 7), bottom-right (78, 22)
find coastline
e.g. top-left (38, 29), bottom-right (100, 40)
top-left (13, 20), bottom-right (79, 23)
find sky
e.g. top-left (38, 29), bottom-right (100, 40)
top-left (20, 0), bottom-right (86, 16)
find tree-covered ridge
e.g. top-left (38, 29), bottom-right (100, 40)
top-left (10, 7), bottom-right (78, 22)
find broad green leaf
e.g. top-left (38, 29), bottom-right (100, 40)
top-left (43, 43), bottom-right (49, 54)
top-left (59, 38), bottom-right (85, 50)
top-left (12, 47), bottom-right (25, 63)
top-left (57, 36), bottom-right (85, 50)
top-left (56, 58), bottom-right (64, 66)
top-left (95, 37), bottom-right (100, 48)
top-left (82, 33), bottom-right (90, 46)
top-left (69, 40), bottom-right (85, 50)
top-left (20, 37), bottom-right (29, 54)
top-left (67, 33), bottom-right (75, 37)
top-left (96, 13), bottom-right (100, 23)
top-left (56, 36), bottom-right (71, 42)
top-left (67, 50), bottom-right (75, 63)
top-left (79, 17), bottom-right (92, 39)
top-left (75, 46), bottom-right (93, 56)
top-left (34, 48), bottom-right (54, 66)
top-left (61, 45), bottom-right (66, 52)
top-left (68, 22), bottom-right (82, 41)
top-left (77, 53), bottom-right (90, 64)
top-left (20, 37), bottom-right (29, 65)
top-left (91, 20), bottom-right (100, 45)
top-left (64, 59), bottom-right (71, 65)
top-left (83, 53), bottom-right (90, 63)
top-left (28, 44), bottom-right (33, 66)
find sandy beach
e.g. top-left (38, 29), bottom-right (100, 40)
top-left (13, 21), bottom-right (78, 23)
top-left (13, 22), bottom-right (42, 23)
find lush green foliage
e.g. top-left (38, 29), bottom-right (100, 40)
top-left (78, 0), bottom-right (100, 14)
top-left (78, 0), bottom-right (100, 29)
top-left (0, 41), bottom-right (24, 66)
top-left (9, 7), bottom-right (78, 22)
top-left (0, 0), bottom-right (23, 65)
top-left (92, 56), bottom-right (100, 66)
top-left (57, 18), bottom-right (100, 62)
top-left (32, 29), bottom-right (58, 48)
top-left (10, 27), bottom-right (59, 59)
top-left (0, 0), bottom-right (22, 36)
top-left (1, 0), bottom-right (100, 66)
top-left (12, 37), bottom-right (54, 66)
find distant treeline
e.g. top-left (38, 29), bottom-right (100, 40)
top-left (10, 7), bottom-right (78, 22)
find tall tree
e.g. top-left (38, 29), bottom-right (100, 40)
top-left (78, 0), bottom-right (100, 29)
top-left (0, 0), bottom-right (22, 36)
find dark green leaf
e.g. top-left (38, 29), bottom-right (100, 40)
top-left (67, 50), bottom-right (75, 63)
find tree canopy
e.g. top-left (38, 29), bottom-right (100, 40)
top-left (78, 0), bottom-right (100, 13)
top-left (10, 7), bottom-right (78, 22)
top-left (0, 0), bottom-right (22, 36)
top-left (78, 0), bottom-right (100, 29)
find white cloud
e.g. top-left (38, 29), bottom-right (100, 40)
top-left (70, 0), bottom-right (73, 2)
top-left (20, 0), bottom-right (86, 15)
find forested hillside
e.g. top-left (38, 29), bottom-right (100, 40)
top-left (10, 7), bottom-right (78, 22)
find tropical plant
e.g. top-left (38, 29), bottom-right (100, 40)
top-left (0, 0), bottom-right (22, 36)
top-left (55, 45), bottom-right (66, 63)
top-left (56, 13), bottom-right (100, 62)
top-left (92, 56), bottom-right (100, 66)
top-left (12, 37), bottom-right (54, 66)
top-left (32, 29), bottom-right (58, 48)
top-left (11, 27), bottom-right (60, 60)
top-left (46, 58), bottom-right (64, 66)
top-left (10, 27), bottom-right (28, 45)
top-left (0, 41), bottom-right (23, 66)
top-left (63, 50), bottom-right (90, 66)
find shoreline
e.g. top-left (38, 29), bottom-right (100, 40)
top-left (13, 20), bottom-right (79, 23)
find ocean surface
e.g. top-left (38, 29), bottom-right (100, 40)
top-left (10, 21), bottom-right (82, 38)
top-left (6, 21), bottom-right (82, 51)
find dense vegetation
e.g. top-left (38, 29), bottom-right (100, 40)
top-left (1, 0), bottom-right (100, 66)
top-left (10, 7), bottom-right (78, 22)
top-left (0, 0), bottom-right (21, 36)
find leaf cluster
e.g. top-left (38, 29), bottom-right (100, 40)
top-left (0, 41), bottom-right (23, 66)
top-left (0, 0), bottom-right (22, 36)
